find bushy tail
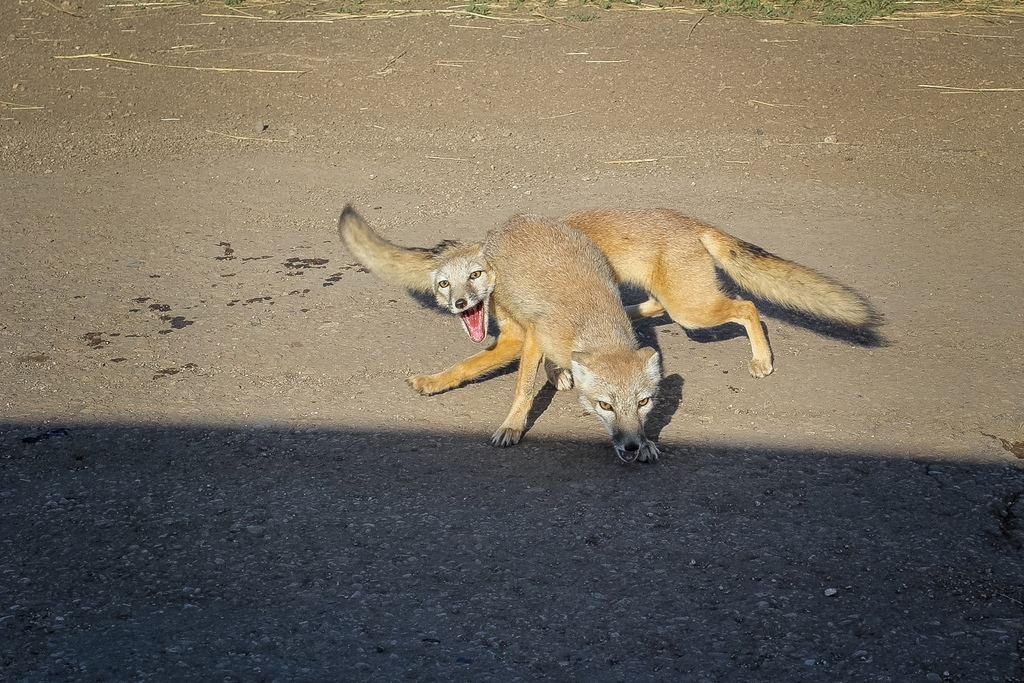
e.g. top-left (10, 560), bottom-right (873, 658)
top-left (700, 230), bottom-right (880, 328)
top-left (337, 205), bottom-right (436, 293)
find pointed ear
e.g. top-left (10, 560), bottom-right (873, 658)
top-left (637, 347), bottom-right (661, 380)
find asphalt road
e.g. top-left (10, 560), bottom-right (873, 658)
top-left (3, 423), bottom-right (1023, 682)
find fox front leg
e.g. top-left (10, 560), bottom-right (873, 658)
top-left (491, 325), bottom-right (543, 447)
top-left (407, 331), bottom-right (524, 396)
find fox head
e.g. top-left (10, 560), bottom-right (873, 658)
top-left (570, 347), bottom-right (662, 463)
top-left (430, 243), bottom-right (495, 343)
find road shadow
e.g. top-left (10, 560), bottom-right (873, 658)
top-left (2, 421), bottom-right (1021, 682)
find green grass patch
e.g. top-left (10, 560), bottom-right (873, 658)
top-left (694, 0), bottom-right (792, 17)
top-left (692, 0), bottom-right (919, 21)
top-left (464, 0), bottom-right (491, 14)
top-left (689, 0), bottom-right (1022, 22)
top-left (818, 0), bottom-right (906, 22)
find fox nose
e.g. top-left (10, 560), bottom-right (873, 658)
top-left (455, 298), bottom-right (467, 310)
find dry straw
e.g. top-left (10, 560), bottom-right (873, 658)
top-left (206, 129), bottom-right (290, 142)
top-left (101, 0), bottom-right (1024, 23)
top-left (54, 53), bottom-right (306, 74)
top-left (919, 84), bottom-right (1024, 94)
top-left (1, 99), bottom-right (45, 110)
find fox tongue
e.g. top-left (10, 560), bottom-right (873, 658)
top-left (461, 302), bottom-right (486, 343)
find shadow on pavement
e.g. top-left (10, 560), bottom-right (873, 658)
top-left (2, 422), bottom-right (1022, 682)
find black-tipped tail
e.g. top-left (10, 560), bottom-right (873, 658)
top-left (336, 205), bottom-right (437, 293)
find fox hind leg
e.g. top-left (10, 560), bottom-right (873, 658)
top-left (729, 299), bottom-right (774, 378)
top-left (655, 289), bottom-right (774, 378)
top-left (625, 298), bottom-right (666, 321)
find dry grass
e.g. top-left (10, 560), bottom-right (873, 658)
top-left (99, 0), bottom-right (1024, 24)
top-left (54, 52), bottom-right (306, 73)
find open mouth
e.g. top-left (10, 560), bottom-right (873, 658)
top-left (615, 439), bottom-right (658, 464)
top-left (459, 300), bottom-right (488, 343)
top-left (616, 447), bottom-right (640, 464)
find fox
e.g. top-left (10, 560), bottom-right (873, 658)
top-left (337, 207), bottom-right (879, 379)
top-left (338, 205), bottom-right (663, 463)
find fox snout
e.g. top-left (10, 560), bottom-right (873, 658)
top-left (616, 438), bottom-right (643, 464)
top-left (454, 298), bottom-right (469, 311)
top-left (612, 432), bottom-right (659, 464)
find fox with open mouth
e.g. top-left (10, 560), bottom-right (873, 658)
top-left (428, 242), bottom-right (494, 344)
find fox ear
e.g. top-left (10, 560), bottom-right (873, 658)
top-left (637, 347), bottom-right (661, 381)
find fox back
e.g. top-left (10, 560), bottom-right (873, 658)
top-left (564, 208), bottom-right (878, 328)
top-left (482, 214), bottom-right (637, 367)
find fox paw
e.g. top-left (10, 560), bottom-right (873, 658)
top-left (637, 440), bottom-right (660, 463)
top-left (545, 366), bottom-right (574, 391)
top-left (407, 374), bottom-right (444, 396)
top-left (491, 427), bottom-right (522, 448)
top-left (748, 358), bottom-right (774, 379)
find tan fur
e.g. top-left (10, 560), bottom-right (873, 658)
top-left (406, 214), bottom-right (662, 462)
top-left (699, 230), bottom-right (874, 326)
top-left (561, 208), bottom-right (879, 378)
top-left (337, 207), bottom-right (662, 461)
top-left (337, 205), bottom-right (879, 380)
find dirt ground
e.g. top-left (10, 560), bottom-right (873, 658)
top-left (2, 1), bottom-right (1024, 681)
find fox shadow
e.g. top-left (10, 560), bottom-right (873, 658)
top-left (410, 289), bottom-right (443, 312)
top-left (620, 280), bottom-right (886, 349)
top-left (646, 373), bottom-right (684, 441)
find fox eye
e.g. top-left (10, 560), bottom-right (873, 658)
top-left (597, 401), bottom-right (613, 412)
top-left (638, 397), bottom-right (651, 407)
top-left (469, 270), bottom-right (483, 280)
top-left (437, 280), bottom-right (449, 289)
